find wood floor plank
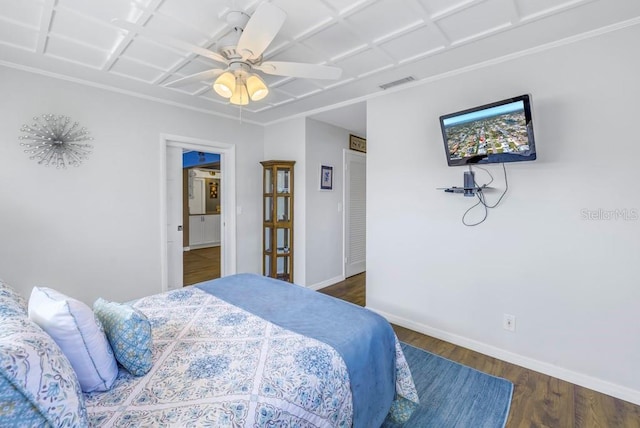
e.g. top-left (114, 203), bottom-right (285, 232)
top-left (318, 273), bottom-right (639, 428)
top-left (183, 246), bottom-right (220, 286)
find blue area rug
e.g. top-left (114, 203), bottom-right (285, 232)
top-left (382, 342), bottom-right (513, 428)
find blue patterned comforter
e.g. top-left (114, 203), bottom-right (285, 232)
top-left (85, 276), bottom-right (417, 427)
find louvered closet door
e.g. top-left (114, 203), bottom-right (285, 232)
top-left (345, 151), bottom-right (366, 277)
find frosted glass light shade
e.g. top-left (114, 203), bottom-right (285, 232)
top-left (230, 83), bottom-right (249, 105)
top-left (213, 72), bottom-right (235, 98)
top-left (246, 74), bottom-right (269, 101)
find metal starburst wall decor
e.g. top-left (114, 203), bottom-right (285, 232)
top-left (19, 114), bottom-right (94, 168)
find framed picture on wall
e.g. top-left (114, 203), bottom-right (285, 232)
top-left (320, 165), bottom-right (333, 190)
top-left (349, 134), bottom-right (366, 153)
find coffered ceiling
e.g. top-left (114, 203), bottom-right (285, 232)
top-left (1, 0), bottom-right (639, 129)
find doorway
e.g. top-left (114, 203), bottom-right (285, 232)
top-left (160, 134), bottom-right (236, 292)
top-left (183, 153), bottom-right (222, 285)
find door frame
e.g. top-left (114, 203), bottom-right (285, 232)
top-left (159, 134), bottom-right (237, 292)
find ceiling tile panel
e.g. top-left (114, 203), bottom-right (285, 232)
top-left (321, 0), bottom-right (371, 15)
top-left (276, 79), bottom-right (322, 97)
top-left (334, 48), bottom-right (391, 77)
top-left (263, 88), bottom-right (296, 106)
top-left (121, 38), bottom-right (189, 69)
top-left (515, 0), bottom-right (587, 20)
top-left (0, 19), bottom-right (38, 50)
top-left (436, 0), bottom-right (513, 43)
top-left (158, 0), bottom-right (228, 37)
top-left (56, 0), bottom-right (144, 24)
top-left (168, 80), bottom-right (210, 95)
top-left (271, 0), bottom-right (334, 39)
top-left (109, 56), bottom-right (165, 82)
top-left (50, 8), bottom-right (122, 51)
top-left (417, 0), bottom-right (472, 17)
top-left (199, 91), bottom-right (231, 104)
top-left (260, 74), bottom-right (290, 88)
top-left (301, 23), bottom-right (365, 60)
top-left (45, 35), bottom-right (108, 68)
top-left (343, 0), bottom-right (423, 42)
top-left (175, 58), bottom-right (222, 77)
top-left (143, 12), bottom-right (210, 46)
top-left (266, 43), bottom-right (326, 65)
top-left (0, 0), bottom-right (44, 27)
top-left (378, 25), bottom-right (445, 62)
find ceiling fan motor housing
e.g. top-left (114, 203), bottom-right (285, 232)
top-left (217, 10), bottom-right (250, 59)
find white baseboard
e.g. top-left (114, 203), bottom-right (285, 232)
top-left (367, 306), bottom-right (640, 406)
top-left (189, 242), bottom-right (221, 250)
top-left (307, 275), bottom-right (345, 291)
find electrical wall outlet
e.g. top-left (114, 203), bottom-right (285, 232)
top-left (503, 314), bottom-right (516, 332)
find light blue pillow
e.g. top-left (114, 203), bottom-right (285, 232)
top-left (0, 317), bottom-right (88, 427)
top-left (93, 298), bottom-right (153, 376)
top-left (28, 287), bottom-right (118, 392)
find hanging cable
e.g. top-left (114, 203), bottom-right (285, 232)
top-left (460, 163), bottom-right (508, 226)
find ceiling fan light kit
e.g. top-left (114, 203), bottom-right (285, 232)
top-left (246, 75), bottom-right (268, 101)
top-left (213, 65), bottom-right (269, 105)
top-left (229, 80), bottom-right (249, 106)
top-left (213, 71), bottom-right (236, 98)
top-left (114, 2), bottom-right (341, 107)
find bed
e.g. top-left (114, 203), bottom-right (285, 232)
top-left (1, 274), bottom-right (418, 427)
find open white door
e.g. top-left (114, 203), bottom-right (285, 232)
top-left (344, 150), bottom-right (366, 277)
top-left (166, 146), bottom-right (183, 290)
top-left (160, 134), bottom-right (237, 293)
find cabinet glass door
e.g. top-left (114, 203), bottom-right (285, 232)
top-left (276, 256), bottom-right (290, 281)
top-left (264, 254), bottom-right (272, 277)
top-left (276, 168), bottom-right (290, 193)
top-left (276, 228), bottom-right (290, 254)
top-left (264, 168), bottom-right (273, 194)
top-left (264, 227), bottom-right (272, 253)
top-left (264, 196), bottom-right (273, 222)
top-left (276, 196), bottom-right (290, 222)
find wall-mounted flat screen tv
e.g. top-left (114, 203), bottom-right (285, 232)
top-left (439, 94), bottom-right (536, 166)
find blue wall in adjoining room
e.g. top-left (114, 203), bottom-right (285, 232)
top-left (183, 151), bottom-right (220, 168)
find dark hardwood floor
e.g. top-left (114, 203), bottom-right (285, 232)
top-left (320, 273), bottom-right (640, 428)
top-left (183, 246), bottom-right (220, 286)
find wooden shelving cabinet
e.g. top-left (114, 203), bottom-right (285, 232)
top-left (260, 160), bottom-right (295, 282)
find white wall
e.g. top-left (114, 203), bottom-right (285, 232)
top-left (305, 119), bottom-right (349, 288)
top-left (366, 24), bottom-right (640, 403)
top-left (264, 118), bottom-right (350, 288)
top-left (0, 67), bottom-right (263, 305)
top-left (263, 118), bottom-right (306, 285)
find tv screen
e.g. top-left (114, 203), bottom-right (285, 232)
top-left (439, 94), bottom-right (536, 166)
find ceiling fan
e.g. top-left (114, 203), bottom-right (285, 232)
top-left (114, 2), bottom-right (342, 106)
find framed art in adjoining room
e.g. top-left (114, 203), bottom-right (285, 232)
top-left (349, 134), bottom-right (366, 153)
top-left (320, 165), bottom-right (333, 190)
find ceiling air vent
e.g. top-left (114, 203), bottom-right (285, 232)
top-left (379, 76), bottom-right (415, 90)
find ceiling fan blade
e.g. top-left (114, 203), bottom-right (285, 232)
top-left (236, 3), bottom-right (286, 60)
top-left (256, 61), bottom-right (342, 80)
top-left (112, 19), bottom-right (229, 65)
top-left (165, 69), bottom-right (226, 87)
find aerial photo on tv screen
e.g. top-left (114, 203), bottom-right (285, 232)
top-left (443, 101), bottom-right (530, 161)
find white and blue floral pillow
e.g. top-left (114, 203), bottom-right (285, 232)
top-left (0, 281), bottom-right (88, 427)
top-left (94, 298), bottom-right (153, 376)
top-left (28, 287), bottom-right (119, 393)
top-left (0, 278), bottom-right (28, 318)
